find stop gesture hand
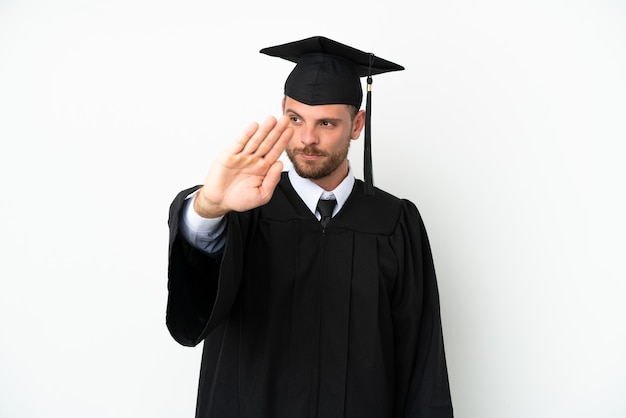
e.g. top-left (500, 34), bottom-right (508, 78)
top-left (194, 116), bottom-right (293, 218)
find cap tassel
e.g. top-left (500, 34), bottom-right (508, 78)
top-left (364, 54), bottom-right (375, 196)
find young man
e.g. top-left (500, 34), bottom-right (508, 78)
top-left (166, 36), bottom-right (453, 418)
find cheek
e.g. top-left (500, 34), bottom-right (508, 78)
top-left (326, 135), bottom-right (349, 153)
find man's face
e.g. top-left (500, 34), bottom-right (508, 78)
top-left (283, 97), bottom-right (364, 187)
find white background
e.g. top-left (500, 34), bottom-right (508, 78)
top-left (1, 0), bottom-right (625, 417)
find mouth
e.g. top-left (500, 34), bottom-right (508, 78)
top-left (299, 153), bottom-right (323, 161)
top-left (295, 148), bottom-right (326, 161)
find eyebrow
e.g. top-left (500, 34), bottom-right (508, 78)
top-left (284, 108), bottom-right (302, 118)
top-left (284, 108), bottom-right (343, 125)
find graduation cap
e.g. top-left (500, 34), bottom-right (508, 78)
top-left (260, 36), bottom-right (404, 195)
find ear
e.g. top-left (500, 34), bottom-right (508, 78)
top-left (351, 109), bottom-right (366, 140)
top-left (281, 96), bottom-right (286, 113)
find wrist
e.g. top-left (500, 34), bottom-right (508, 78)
top-left (193, 190), bottom-right (228, 219)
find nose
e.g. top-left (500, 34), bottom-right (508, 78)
top-left (299, 124), bottom-right (318, 146)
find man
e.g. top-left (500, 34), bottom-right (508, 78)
top-left (166, 36), bottom-right (453, 417)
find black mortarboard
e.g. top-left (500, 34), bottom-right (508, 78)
top-left (260, 36), bottom-right (404, 195)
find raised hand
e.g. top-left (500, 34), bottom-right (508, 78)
top-left (193, 115), bottom-right (293, 218)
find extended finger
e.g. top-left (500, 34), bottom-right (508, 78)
top-left (252, 115), bottom-right (292, 160)
top-left (225, 122), bottom-right (261, 155)
top-left (262, 123), bottom-right (293, 163)
top-left (241, 116), bottom-right (278, 155)
top-left (258, 160), bottom-right (285, 204)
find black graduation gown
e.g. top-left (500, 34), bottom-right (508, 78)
top-left (166, 173), bottom-right (453, 418)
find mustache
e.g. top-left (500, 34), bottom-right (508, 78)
top-left (294, 146), bottom-right (327, 156)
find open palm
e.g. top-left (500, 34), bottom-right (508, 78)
top-left (194, 116), bottom-right (293, 218)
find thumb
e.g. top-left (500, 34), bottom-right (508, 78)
top-left (259, 161), bottom-right (284, 203)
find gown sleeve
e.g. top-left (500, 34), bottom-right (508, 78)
top-left (165, 186), bottom-right (248, 347)
top-left (393, 200), bottom-right (454, 418)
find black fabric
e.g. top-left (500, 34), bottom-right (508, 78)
top-left (260, 36), bottom-right (404, 108)
top-left (260, 36), bottom-right (404, 77)
top-left (166, 173), bottom-right (453, 418)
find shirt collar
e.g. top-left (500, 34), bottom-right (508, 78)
top-left (288, 164), bottom-right (355, 217)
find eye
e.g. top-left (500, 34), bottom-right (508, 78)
top-left (320, 120), bottom-right (334, 127)
top-left (289, 115), bottom-right (301, 123)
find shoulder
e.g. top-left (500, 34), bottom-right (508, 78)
top-left (337, 180), bottom-right (421, 234)
top-left (353, 179), bottom-right (418, 212)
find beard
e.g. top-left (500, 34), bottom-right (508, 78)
top-left (286, 140), bottom-right (350, 180)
